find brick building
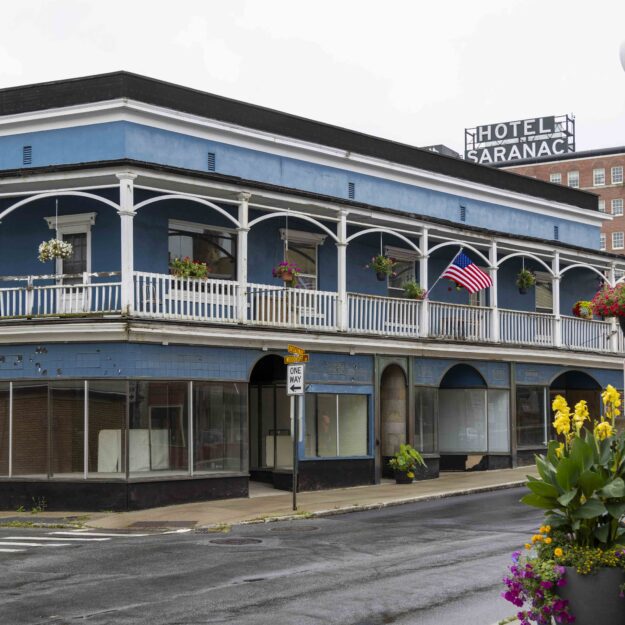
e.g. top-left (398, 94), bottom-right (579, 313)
top-left (499, 147), bottom-right (625, 254)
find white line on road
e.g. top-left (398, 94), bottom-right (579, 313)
top-left (49, 531), bottom-right (150, 537)
top-left (4, 536), bottom-right (110, 542)
top-left (162, 529), bottom-right (193, 534)
top-left (0, 548), bottom-right (26, 553)
top-left (0, 542), bottom-right (70, 547)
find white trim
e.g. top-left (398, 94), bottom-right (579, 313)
top-left (169, 218), bottom-right (236, 235)
top-left (384, 245), bottom-right (419, 262)
top-left (45, 211), bottom-right (97, 233)
top-left (279, 228), bottom-right (327, 246)
top-left (0, 98), bottom-right (608, 227)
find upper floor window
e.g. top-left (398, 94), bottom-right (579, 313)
top-left (168, 219), bottom-right (236, 280)
top-left (535, 271), bottom-right (553, 314)
top-left (549, 173), bottom-right (561, 184)
top-left (612, 199), bottom-right (624, 216)
top-left (593, 168), bottom-right (606, 186)
top-left (612, 231), bottom-right (624, 250)
top-left (599, 200), bottom-right (606, 213)
top-left (612, 166), bottom-right (623, 184)
top-left (567, 171), bottom-right (579, 188)
top-left (280, 228), bottom-right (327, 290)
top-left (600, 233), bottom-right (606, 250)
top-left (385, 246), bottom-right (418, 298)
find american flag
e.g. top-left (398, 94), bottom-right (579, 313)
top-left (441, 252), bottom-right (492, 294)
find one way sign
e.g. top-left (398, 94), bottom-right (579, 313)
top-left (287, 363), bottom-right (305, 395)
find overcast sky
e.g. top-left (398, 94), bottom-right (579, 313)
top-left (1, 0), bottom-right (624, 154)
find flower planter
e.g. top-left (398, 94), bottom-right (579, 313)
top-left (518, 287), bottom-right (527, 295)
top-left (394, 472), bottom-right (413, 484)
top-left (376, 271), bottom-right (387, 281)
top-left (557, 567), bottom-right (625, 625)
top-left (279, 272), bottom-right (294, 283)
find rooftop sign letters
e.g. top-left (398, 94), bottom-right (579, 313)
top-left (464, 114), bottom-right (575, 164)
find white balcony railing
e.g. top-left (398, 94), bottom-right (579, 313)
top-left (499, 309), bottom-right (554, 347)
top-left (0, 272), bottom-right (120, 318)
top-left (247, 283), bottom-right (337, 331)
top-left (348, 292), bottom-right (421, 337)
top-left (134, 272), bottom-right (239, 322)
top-left (429, 301), bottom-right (491, 341)
top-left (561, 315), bottom-right (613, 352)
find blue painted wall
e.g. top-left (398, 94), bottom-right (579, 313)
top-left (515, 363), bottom-right (621, 389)
top-left (0, 121), bottom-right (600, 249)
top-left (414, 358), bottom-right (510, 388)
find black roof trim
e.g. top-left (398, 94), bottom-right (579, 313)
top-left (0, 158), bottom-right (616, 260)
top-left (0, 71), bottom-right (598, 212)
top-left (495, 145), bottom-right (625, 168)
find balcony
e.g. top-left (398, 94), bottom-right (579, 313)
top-left (0, 271), bottom-right (620, 354)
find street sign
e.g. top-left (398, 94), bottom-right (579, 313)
top-left (287, 363), bottom-right (305, 395)
top-left (284, 354), bottom-right (309, 364)
top-left (288, 344), bottom-right (306, 356)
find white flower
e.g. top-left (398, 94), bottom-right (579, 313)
top-left (38, 238), bottom-right (73, 263)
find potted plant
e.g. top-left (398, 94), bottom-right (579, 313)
top-left (38, 238), bottom-right (73, 263)
top-left (592, 284), bottom-right (625, 332)
top-left (366, 255), bottom-right (397, 281)
top-left (272, 261), bottom-right (301, 287)
top-left (388, 444), bottom-right (426, 484)
top-left (402, 280), bottom-right (426, 300)
top-left (503, 386), bottom-right (625, 624)
top-left (516, 268), bottom-right (536, 295)
top-left (572, 300), bottom-right (593, 320)
top-left (169, 257), bottom-right (209, 279)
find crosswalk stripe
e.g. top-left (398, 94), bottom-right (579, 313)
top-left (0, 541), bottom-right (70, 547)
top-left (5, 536), bottom-right (110, 542)
top-left (0, 548), bottom-right (25, 553)
top-left (50, 531), bottom-right (150, 537)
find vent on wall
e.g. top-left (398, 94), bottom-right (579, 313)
top-left (554, 225), bottom-right (559, 240)
top-left (348, 182), bottom-right (355, 199)
top-left (459, 204), bottom-right (466, 222)
top-left (23, 145), bottom-right (32, 165)
top-left (207, 152), bottom-right (216, 171)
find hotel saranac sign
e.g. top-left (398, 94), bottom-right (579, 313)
top-left (464, 114), bottom-right (575, 164)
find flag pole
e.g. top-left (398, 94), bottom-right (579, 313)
top-left (424, 247), bottom-right (463, 299)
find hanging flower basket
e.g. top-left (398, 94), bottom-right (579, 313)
top-left (591, 284), bottom-right (625, 332)
top-left (402, 280), bottom-right (426, 300)
top-left (516, 268), bottom-right (536, 295)
top-left (572, 300), bottom-right (593, 320)
top-left (38, 238), bottom-right (73, 263)
top-left (272, 261), bottom-right (301, 286)
top-left (169, 257), bottom-right (209, 279)
top-left (365, 255), bottom-right (397, 281)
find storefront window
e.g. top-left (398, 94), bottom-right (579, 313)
top-left (516, 386), bottom-right (546, 448)
top-left (193, 382), bottom-right (246, 473)
top-left (305, 393), bottom-right (368, 458)
top-left (88, 380), bottom-right (127, 476)
top-left (50, 381), bottom-right (84, 476)
top-left (128, 381), bottom-right (189, 475)
top-left (488, 389), bottom-right (510, 452)
top-left (414, 387), bottom-right (437, 453)
top-left (439, 389), bottom-right (487, 453)
top-left (0, 383), bottom-right (9, 476)
top-left (12, 382), bottom-right (49, 477)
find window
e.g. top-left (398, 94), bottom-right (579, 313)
top-left (516, 386), bottom-right (546, 448)
top-left (168, 220), bottom-right (236, 280)
top-left (612, 232), bottom-right (624, 250)
top-left (567, 171), bottom-right (579, 188)
top-left (280, 228), bottom-right (327, 290)
top-left (535, 271), bottom-right (553, 313)
top-left (599, 200), bottom-right (606, 213)
top-left (549, 173), bottom-right (561, 184)
top-left (612, 199), bottom-right (624, 216)
top-left (414, 387), bottom-right (437, 453)
top-left (305, 393), bottom-right (368, 458)
top-left (600, 233), bottom-right (607, 250)
top-left (385, 246), bottom-right (418, 297)
top-left (612, 166), bottom-right (623, 184)
top-left (593, 168), bottom-right (605, 186)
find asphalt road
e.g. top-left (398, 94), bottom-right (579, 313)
top-left (0, 487), bottom-right (542, 625)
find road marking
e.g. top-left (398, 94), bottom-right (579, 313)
top-left (49, 531), bottom-right (150, 537)
top-left (162, 529), bottom-right (193, 534)
top-left (0, 548), bottom-right (25, 553)
top-left (4, 536), bottom-right (110, 542)
top-left (0, 541), bottom-right (70, 547)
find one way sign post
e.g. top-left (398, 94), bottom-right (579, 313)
top-left (287, 363), bottom-right (305, 395)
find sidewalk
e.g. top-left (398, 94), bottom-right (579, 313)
top-left (0, 466), bottom-right (532, 530)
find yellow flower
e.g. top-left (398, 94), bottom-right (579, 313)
top-left (595, 421), bottom-right (614, 440)
top-left (544, 525), bottom-right (551, 533)
top-left (602, 385), bottom-right (620, 407)
top-left (525, 543), bottom-right (532, 550)
top-left (555, 443), bottom-right (565, 459)
top-left (554, 547), bottom-right (563, 557)
top-left (553, 409), bottom-right (571, 436)
top-left (544, 537), bottom-right (552, 544)
top-left (552, 395), bottom-right (569, 413)
top-left (531, 534), bottom-right (542, 543)
top-left (573, 400), bottom-right (589, 432)
top-left (539, 526), bottom-right (546, 534)
top-left (407, 471), bottom-right (415, 479)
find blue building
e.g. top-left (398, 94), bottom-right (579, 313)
top-left (0, 72), bottom-right (622, 510)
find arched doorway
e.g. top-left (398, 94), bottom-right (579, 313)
top-left (248, 355), bottom-right (290, 485)
top-left (380, 364), bottom-right (407, 477)
top-left (550, 371), bottom-right (601, 424)
top-left (439, 364), bottom-right (488, 471)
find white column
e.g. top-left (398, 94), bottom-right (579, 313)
top-left (237, 192), bottom-right (251, 324)
top-left (552, 251), bottom-right (561, 347)
top-left (116, 173), bottom-right (137, 315)
top-left (608, 264), bottom-right (619, 352)
top-left (337, 210), bottom-right (348, 331)
top-left (419, 227), bottom-right (429, 338)
top-left (489, 241), bottom-right (499, 342)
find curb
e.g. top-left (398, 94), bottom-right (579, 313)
top-left (209, 479), bottom-right (527, 529)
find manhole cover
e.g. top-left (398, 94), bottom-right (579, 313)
top-left (130, 521), bottom-right (197, 529)
top-left (269, 525), bottom-right (319, 533)
top-left (209, 538), bottom-right (262, 546)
